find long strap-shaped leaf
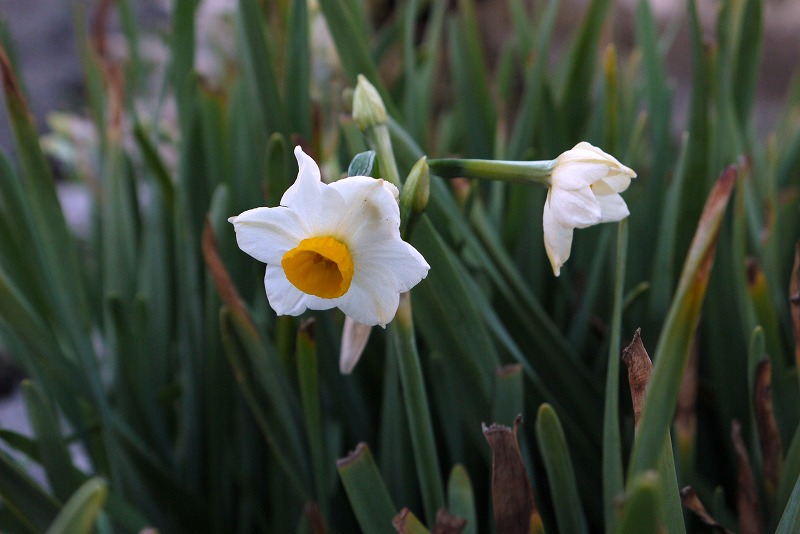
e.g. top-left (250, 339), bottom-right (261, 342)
top-left (628, 166), bottom-right (736, 477)
top-left (536, 404), bottom-right (589, 534)
top-left (238, 0), bottom-right (288, 136)
top-left (45, 478), bottom-right (107, 534)
top-left (0, 448), bottom-right (60, 532)
top-left (775, 473), bottom-right (800, 534)
top-left (337, 443), bottom-right (397, 534)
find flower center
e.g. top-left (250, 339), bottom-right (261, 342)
top-left (282, 237), bottom-right (354, 299)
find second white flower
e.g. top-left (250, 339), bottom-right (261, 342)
top-left (544, 142), bottom-right (636, 276)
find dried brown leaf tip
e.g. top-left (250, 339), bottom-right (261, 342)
top-left (0, 45), bottom-right (28, 111)
top-left (680, 486), bottom-right (733, 533)
top-left (304, 502), bottom-right (327, 534)
top-left (790, 241), bottom-right (800, 368)
top-left (393, 507), bottom-right (467, 534)
top-left (483, 415), bottom-right (540, 534)
top-left (622, 328), bottom-right (652, 429)
top-left (299, 317), bottom-right (316, 341)
top-left (731, 420), bottom-right (762, 534)
top-left (496, 364), bottom-right (523, 378)
top-left (753, 360), bottom-right (783, 498)
top-left (392, 508), bottom-right (426, 533)
top-left (335, 442), bottom-right (367, 469)
top-left (432, 508), bottom-right (467, 534)
top-left (682, 165), bottom-right (736, 290)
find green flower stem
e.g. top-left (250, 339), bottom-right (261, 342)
top-left (390, 292), bottom-right (445, 525)
top-left (427, 158), bottom-right (553, 185)
top-left (364, 123), bottom-right (402, 188)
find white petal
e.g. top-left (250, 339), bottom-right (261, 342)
top-left (543, 189), bottom-right (574, 277)
top-left (328, 176), bottom-right (401, 238)
top-left (549, 186), bottom-right (602, 228)
top-left (596, 192), bottom-right (630, 223)
top-left (339, 317), bottom-right (372, 374)
top-left (281, 146), bottom-right (321, 206)
top-left (331, 175), bottom-right (400, 206)
top-left (354, 235), bottom-right (429, 293)
top-left (264, 265), bottom-right (336, 316)
top-left (280, 146), bottom-right (346, 234)
top-left (229, 206), bottom-right (304, 264)
top-left (337, 269), bottom-right (401, 327)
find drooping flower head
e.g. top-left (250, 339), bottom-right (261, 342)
top-left (229, 147), bottom-right (430, 327)
top-left (544, 142), bottom-right (636, 276)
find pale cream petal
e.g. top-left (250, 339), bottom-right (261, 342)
top-left (552, 161), bottom-right (611, 190)
top-left (596, 192), bottom-right (630, 223)
top-left (339, 317), bottom-right (372, 374)
top-left (229, 206), bottom-right (304, 264)
top-left (549, 186), bottom-right (602, 228)
top-left (600, 171), bottom-right (633, 193)
top-left (543, 189), bottom-right (574, 277)
top-left (553, 142), bottom-right (635, 191)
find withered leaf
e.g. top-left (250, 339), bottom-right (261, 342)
top-left (790, 242), bottom-right (800, 369)
top-left (731, 420), bottom-right (762, 534)
top-left (392, 508), bottom-right (428, 533)
top-left (304, 502), bottom-right (327, 534)
top-left (202, 218), bottom-right (257, 333)
top-left (675, 339), bottom-right (698, 448)
top-left (680, 486), bottom-right (733, 533)
top-left (622, 328), bottom-right (653, 429)
top-left (753, 359), bottom-right (784, 497)
top-left (391, 507), bottom-right (467, 534)
top-left (483, 416), bottom-right (539, 534)
top-left (432, 508), bottom-right (467, 534)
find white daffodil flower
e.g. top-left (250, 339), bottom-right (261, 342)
top-left (543, 142), bottom-right (636, 276)
top-left (229, 147), bottom-right (430, 327)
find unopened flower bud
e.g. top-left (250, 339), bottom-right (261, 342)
top-left (352, 74), bottom-right (387, 130)
top-left (400, 156), bottom-right (430, 237)
top-left (401, 157), bottom-right (430, 213)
